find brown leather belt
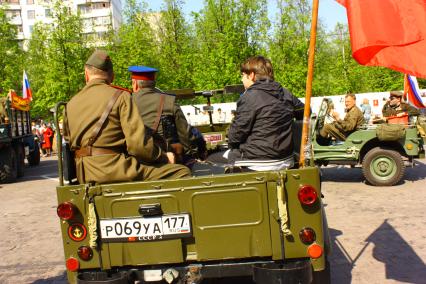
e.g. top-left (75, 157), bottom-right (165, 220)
top-left (75, 146), bottom-right (120, 158)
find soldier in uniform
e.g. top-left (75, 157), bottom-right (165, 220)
top-left (319, 93), bottom-right (364, 142)
top-left (382, 91), bottom-right (420, 118)
top-left (63, 50), bottom-right (190, 185)
top-left (129, 66), bottom-right (203, 164)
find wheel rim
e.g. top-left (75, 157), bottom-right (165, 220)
top-left (369, 154), bottom-right (397, 181)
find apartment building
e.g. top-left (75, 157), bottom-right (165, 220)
top-left (0, 0), bottom-right (122, 45)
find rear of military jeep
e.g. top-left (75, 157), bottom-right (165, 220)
top-left (56, 166), bottom-right (328, 284)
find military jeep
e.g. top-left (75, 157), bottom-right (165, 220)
top-left (312, 98), bottom-right (426, 186)
top-left (54, 101), bottom-right (330, 284)
top-left (170, 85), bottom-right (245, 154)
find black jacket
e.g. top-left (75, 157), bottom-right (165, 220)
top-left (228, 80), bottom-right (304, 160)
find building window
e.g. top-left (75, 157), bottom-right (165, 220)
top-left (29, 25), bottom-right (33, 33)
top-left (17, 25), bottom-right (23, 33)
top-left (45, 9), bottom-right (51, 17)
top-left (92, 2), bottom-right (110, 10)
top-left (27, 0), bottom-right (34, 4)
top-left (27, 10), bottom-right (35, 20)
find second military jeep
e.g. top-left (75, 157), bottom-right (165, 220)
top-left (312, 98), bottom-right (426, 186)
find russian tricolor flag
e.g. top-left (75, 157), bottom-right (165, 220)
top-left (404, 74), bottom-right (425, 108)
top-left (22, 70), bottom-right (32, 101)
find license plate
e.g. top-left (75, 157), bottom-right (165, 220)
top-left (144, 270), bottom-right (162, 282)
top-left (204, 133), bottom-right (223, 143)
top-left (100, 214), bottom-right (191, 242)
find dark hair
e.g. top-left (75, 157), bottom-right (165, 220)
top-left (240, 56), bottom-right (274, 81)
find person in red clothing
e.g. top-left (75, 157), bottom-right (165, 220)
top-left (41, 123), bottom-right (53, 156)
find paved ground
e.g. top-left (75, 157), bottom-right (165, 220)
top-left (322, 158), bottom-right (426, 284)
top-left (0, 156), bottom-right (425, 283)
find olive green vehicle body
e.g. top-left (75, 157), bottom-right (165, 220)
top-left (56, 167), bottom-right (326, 283)
top-left (312, 98), bottom-right (425, 186)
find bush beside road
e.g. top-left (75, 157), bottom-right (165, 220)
top-left (0, 157), bottom-right (425, 283)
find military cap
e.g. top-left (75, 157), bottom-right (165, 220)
top-left (86, 50), bottom-right (113, 72)
top-left (389, 91), bottom-right (403, 98)
top-left (128, 66), bottom-right (158, 81)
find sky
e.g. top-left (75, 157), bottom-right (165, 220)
top-left (143, 0), bottom-right (348, 31)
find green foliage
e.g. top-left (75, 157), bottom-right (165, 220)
top-left (0, 8), bottom-right (23, 95)
top-left (188, 0), bottom-right (270, 103)
top-left (8, 0), bottom-right (422, 117)
top-left (108, 0), bottom-right (157, 89)
top-left (154, 0), bottom-right (195, 89)
top-left (26, 1), bottom-right (89, 118)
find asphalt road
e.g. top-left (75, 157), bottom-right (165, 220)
top-left (0, 156), bottom-right (425, 283)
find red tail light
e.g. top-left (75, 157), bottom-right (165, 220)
top-left (299, 227), bottom-right (316, 244)
top-left (307, 243), bottom-right (323, 259)
top-left (298, 185), bottom-right (318, 205)
top-left (66, 257), bottom-right (80, 271)
top-left (78, 246), bottom-right (93, 261)
top-left (57, 202), bottom-right (76, 220)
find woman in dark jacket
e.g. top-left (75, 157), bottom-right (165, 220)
top-left (208, 56), bottom-right (304, 170)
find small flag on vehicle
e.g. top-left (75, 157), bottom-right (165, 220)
top-left (22, 70), bottom-right (33, 101)
top-left (404, 74), bottom-right (426, 109)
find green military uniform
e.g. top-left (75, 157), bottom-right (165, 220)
top-left (63, 51), bottom-right (190, 184)
top-left (382, 102), bottom-right (420, 117)
top-left (320, 105), bottom-right (364, 141)
top-left (132, 87), bottom-right (193, 154)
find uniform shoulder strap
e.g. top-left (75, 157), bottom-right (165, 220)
top-left (152, 93), bottom-right (165, 133)
top-left (88, 89), bottom-right (123, 146)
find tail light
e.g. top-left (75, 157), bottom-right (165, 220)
top-left (307, 243), bottom-right (323, 259)
top-left (66, 257), bottom-right (80, 271)
top-left (78, 246), bottom-right (93, 261)
top-left (299, 227), bottom-right (316, 244)
top-left (57, 202), bottom-right (76, 220)
top-left (298, 185), bottom-right (318, 205)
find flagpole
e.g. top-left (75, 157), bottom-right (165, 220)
top-left (403, 74), bottom-right (408, 100)
top-left (299, 0), bottom-right (319, 168)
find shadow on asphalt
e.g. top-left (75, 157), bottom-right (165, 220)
top-left (320, 166), bottom-right (364, 183)
top-left (320, 158), bottom-right (426, 185)
top-left (31, 271), bottom-right (67, 284)
top-left (16, 159), bottom-right (59, 183)
top-left (404, 159), bottom-right (426, 183)
top-left (330, 220), bottom-right (426, 284)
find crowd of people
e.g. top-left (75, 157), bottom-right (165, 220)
top-left (31, 120), bottom-right (55, 157)
top-left (50, 49), bottom-right (423, 185)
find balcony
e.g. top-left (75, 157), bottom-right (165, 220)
top-left (8, 16), bottom-right (22, 25)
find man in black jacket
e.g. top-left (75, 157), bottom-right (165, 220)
top-left (208, 56), bottom-right (304, 170)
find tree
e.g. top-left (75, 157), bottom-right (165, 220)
top-left (109, 0), bottom-right (158, 89)
top-left (269, 0), bottom-right (329, 98)
top-left (26, 1), bottom-right (89, 118)
top-left (191, 0), bottom-right (269, 99)
top-left (154, 0), bottom-right (195, 90)
top-left (0, 8), bottom-right (23, 95)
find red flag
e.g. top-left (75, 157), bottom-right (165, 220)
top-left (336, 0), bottom-right (426, 78)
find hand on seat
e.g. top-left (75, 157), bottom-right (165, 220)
top-left (166, 152), bottom-right (175, 164)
